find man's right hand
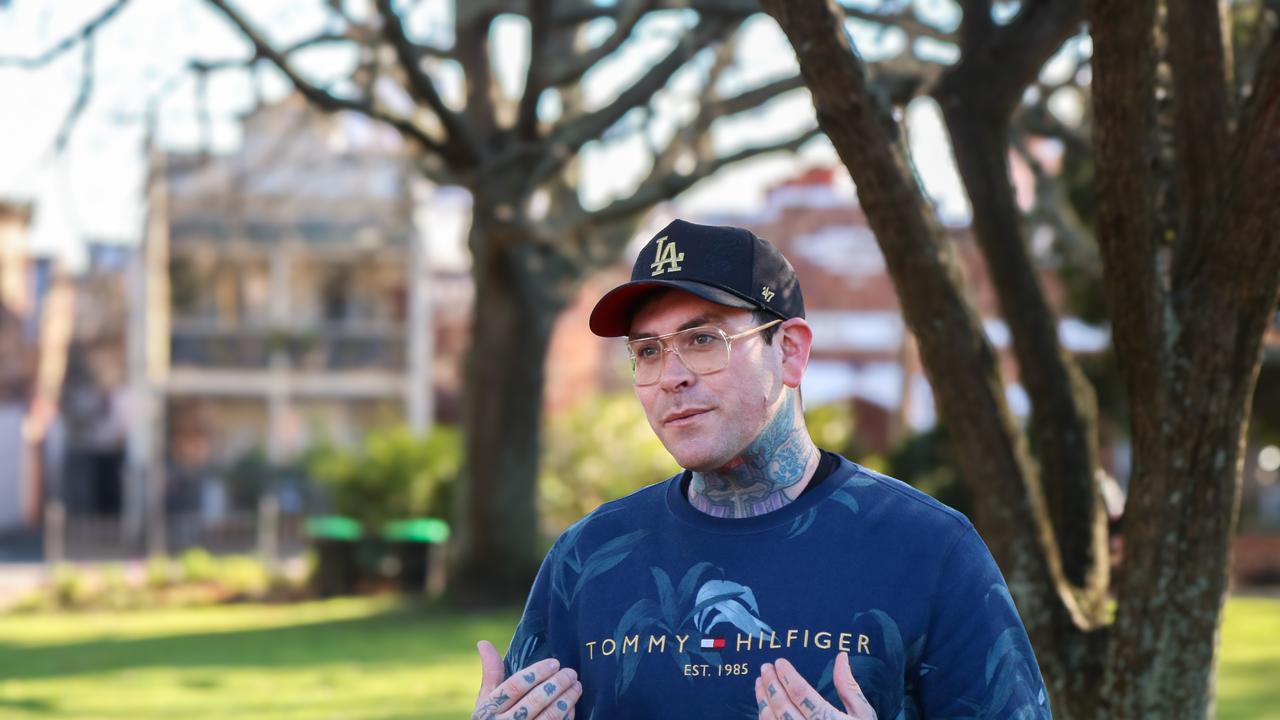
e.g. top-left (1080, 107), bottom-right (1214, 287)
top-left (472, 640), bottom-right (581, 720)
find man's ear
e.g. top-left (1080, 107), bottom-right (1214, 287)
top-left (777, 318), bottom-right (812, 389)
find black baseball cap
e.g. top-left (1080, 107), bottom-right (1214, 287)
top-left (589, 219), bottom-right (805, 337)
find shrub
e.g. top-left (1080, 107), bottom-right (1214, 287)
top-left (305, 425), bottom-right (460, 529)
top-left (9, 554), bottom-right (300, 613)
top-left (179, 548), bottom-right (219, 584)
top-left (51, 564), bottom-right (94, 608)
top-left (804, 402), bottom-right (857, 454)
top-left (145, 554), bottom-right (173, 589)
top-left (539, 393), bottom-right (679, 531)
top-left (101, 564), bottom-right (135, 610)
top-left (217, 555), bottom-right (271, 598)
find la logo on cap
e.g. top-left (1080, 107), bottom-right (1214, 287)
top-left (649, 236), bottom-right (684, 276)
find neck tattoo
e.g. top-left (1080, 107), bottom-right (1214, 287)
top-left (688, 393), bottom-right (819, 519)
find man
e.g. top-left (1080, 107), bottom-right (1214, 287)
top-left (472, 220), bottom-right (1051, 720)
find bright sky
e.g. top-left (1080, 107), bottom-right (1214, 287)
top-left (0, 1), bottom-right (975, 270)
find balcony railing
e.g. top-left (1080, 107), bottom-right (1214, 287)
top-left (170, 321), bottom-right (407, 372)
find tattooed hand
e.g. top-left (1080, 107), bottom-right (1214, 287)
top-left (472, 640), bottom-right (581, 720)
top-left (754, 653), bottom-right (877, 720)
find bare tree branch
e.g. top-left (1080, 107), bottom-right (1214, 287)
top-left (1088, 0), bottom-right (1167, 412)
top-left (52, 35), bottom-right (95, 153)
top-left (541, 0), bottom-right (651, 89)
top-left (1011, 133), bottom-right (1100, 276)
top-left (932, 0), bottom-right (1103, 609)
top-left (1202, 17), bottom-right (1280, 324)
top-left (644, 30), bottom-right (740, 178)
top-left (515, 0), bottom-right (556, 140)
top-left (455, 8), bottom-right (500, 149)
top-left (956, 0), bottom-right (994, 50)
top-left (374, 0), bottom-right (482, 165)
top-left (842, 4), bottom-right (956, 44)
top-left (586, 126), bottom-right (821, 226)
top-left (201, 0), bottom-right (450, 159)
top-left (282, 32), bottom-right (362, 56)
top-left (0, 0), bottom-right (127, 68)
top-left (552, 0), bottom-right (758, 23)
top-left (1166, 0), bottom-right (1233, 293)
top-left (535, 15), bottom-right (741, 185)
top-left (704, 74), bottom-right (806, 121)
top-left (324, 0), bottom-right (372, 35)
top-left (869, 51), bottom-right (948, 105)
top-left (947, 0), bottom-right (1085, 116)
top-left (574, 33), bottom-right (812, 242)
top-left (1017, 101), bottom-right (1091, 156)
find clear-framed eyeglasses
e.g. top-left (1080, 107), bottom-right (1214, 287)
top-left (625, 319), bottom-right (782, 386)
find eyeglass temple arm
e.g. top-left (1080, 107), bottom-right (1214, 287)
top-left (726, 318), bottom-right (783, 342)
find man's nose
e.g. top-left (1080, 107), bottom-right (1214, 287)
top-left (657, 347), bottom-right (695, 390)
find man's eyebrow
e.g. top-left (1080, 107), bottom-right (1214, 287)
top-left (628, 313), bottom-right (729, 339)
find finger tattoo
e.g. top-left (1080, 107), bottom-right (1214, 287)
top-left (543, 683), bottom-right (557, 695)
top-left (522, 672), bottom-right (536, 684)
top-left (513, 708), bottom-right (529, 720)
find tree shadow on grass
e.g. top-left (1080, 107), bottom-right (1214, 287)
top-left (0, 603), bottom-right (516, 683)
top-left (0, 698), bottom-right (58, 715)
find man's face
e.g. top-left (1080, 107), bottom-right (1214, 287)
top-left (628, 291), bottom-right (788, 472)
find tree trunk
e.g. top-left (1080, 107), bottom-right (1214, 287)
top-left (1089, 0), bottom-right (1280, 715)
top-left (934, 89), bottom-right (1108, 608)
top-left (1100, 375), bottom-right (1253, 718)
top-left (754, 9), bottom-right (1086, 712)
top-left (765, 1), bottom-right (1280, 718)
top-left (451, 214), bottom-right (570, 603)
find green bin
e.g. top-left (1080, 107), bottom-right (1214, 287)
top-left (382, 518), bottom-right (450, 594)
top-left (306, 516), bottom-right (363, 597)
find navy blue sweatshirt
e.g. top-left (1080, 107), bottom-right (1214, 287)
top-left (505, 455), bottom-right (1051, 719)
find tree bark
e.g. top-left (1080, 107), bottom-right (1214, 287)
top-left (935, 82), bottom-right (1108, 609)
top-left (931, 0), bottom-right (1108, 606)
top-left (1095, 9), bottom-right (1280, 716)
top-left (1165, 0), bottom-right (1232, 291)
top-left (766, 0), bottom-right (1279, 717)
top-left (756, 6), bottom-right (1100, 715)
top-left (451, 212), bottom-right (572, 603)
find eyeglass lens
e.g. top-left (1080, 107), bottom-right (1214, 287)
top-left (630, 328), bottom-right (730, 385)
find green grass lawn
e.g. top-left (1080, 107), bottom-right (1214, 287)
top-left (0, 595), bottom-right (1275, 719)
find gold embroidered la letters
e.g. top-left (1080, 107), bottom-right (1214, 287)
top-left (650, 236), bottom-right (685, 276)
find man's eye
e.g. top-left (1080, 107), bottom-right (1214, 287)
top-left (690, 333), bottom-right (716, 346)
top-left (635, 344), bottom-right (661, 359)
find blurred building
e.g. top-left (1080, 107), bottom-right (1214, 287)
top-left (0, 200), bottom-right (37, 533)
top-left (680, 166), bottom-right (1104, 451)
top-left (56, 241), bottom-right (133, 520)
top-left (0, 201), bottom-right (74, 541)
top-left (124, 94), bottom-right (447, 552)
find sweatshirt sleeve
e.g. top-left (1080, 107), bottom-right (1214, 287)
top-left (503, 534), bottom-right (578, 678)
top-left (914, 524), bottom-right (1052, 719)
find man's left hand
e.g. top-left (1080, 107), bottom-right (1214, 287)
top-left (754, 653), bottom-right (878, 720)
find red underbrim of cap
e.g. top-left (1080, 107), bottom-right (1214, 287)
top-left (588, 280), bottom-right (756, 337)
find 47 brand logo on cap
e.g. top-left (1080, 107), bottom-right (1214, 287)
top-left (649, 236), bottom-right (685, 276)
